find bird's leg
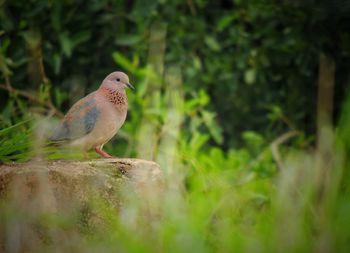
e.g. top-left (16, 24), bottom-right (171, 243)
top-left (94, 147), bottom-right (114, 158)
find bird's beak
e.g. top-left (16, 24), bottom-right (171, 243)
top-left (126, 83), bottom-right (135, 90)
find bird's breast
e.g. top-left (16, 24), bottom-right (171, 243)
top-left (91, 88), bottom-right (128, 139)
top-left (100, 94), bottom-right (127, 129)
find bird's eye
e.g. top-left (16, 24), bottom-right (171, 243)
top-left (116, 78), bottom-right (120, 82)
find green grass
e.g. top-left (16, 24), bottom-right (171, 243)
top-left (1, 103), bottom-right (350, 253)
top-left (1, 128), bottom-right (350, 252)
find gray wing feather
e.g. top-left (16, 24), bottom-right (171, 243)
top-left (50, 94), bottom-right (100, 141)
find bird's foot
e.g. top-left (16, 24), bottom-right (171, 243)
top-left (94, 147), bottom-right (115, 158)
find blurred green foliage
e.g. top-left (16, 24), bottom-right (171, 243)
top-left (1, 0), bottom-right (350, 252)
top-left (1, 0), bottom-right (350, 147)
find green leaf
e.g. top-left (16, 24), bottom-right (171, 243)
top-left (202, 111), bottom-right (223, 144)
top-left (242, 131), bottom-right (264, 150)
top-left (199, 89), bottom-right (210, 106)
top-left (112, 52), bottom-right (136, 73)
top-left (21, 30), bottom-right (41, 48)
top-left (53, 53), bottom-right (62, 74)
top-left (71, 31), bottom-right (91, 48)
top-left (189, 132), bottom-right (210, 152)
top-left (218, 15), bottom-right (234, 31)
top-left (204, 36), bottom-right (221, 51)
top-left (0, 120), bottom-right (31, 137)
top-left (267, 105), bottom-right (283, 122)
top-left (244, 68), bottom-right (256, 85)
top-left (115, 34), bottom-right (141, 46)
top-left (60, 32), bottom-right (72, 57)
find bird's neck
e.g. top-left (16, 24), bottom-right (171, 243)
top-left (99, 87), bottom-right (128, 106)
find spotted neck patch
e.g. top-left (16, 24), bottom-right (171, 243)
top-left (105, 88), bottom-right (127, 105)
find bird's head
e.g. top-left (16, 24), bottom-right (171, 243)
top-left (102, 71), bottom-right (135, 91)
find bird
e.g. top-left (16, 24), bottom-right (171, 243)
top-left (49, 71), bottom-right (134, 158)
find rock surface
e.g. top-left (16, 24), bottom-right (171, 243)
top-left (0, 158), bottom-right (163, 252)
top-left (0, 158), bottom-right (162, 210)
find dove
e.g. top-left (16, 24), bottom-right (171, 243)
top-left (50, 71), bottom-right (134, 158)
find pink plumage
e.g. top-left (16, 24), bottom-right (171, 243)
top-left (50, 71), bottom-right (134, 158)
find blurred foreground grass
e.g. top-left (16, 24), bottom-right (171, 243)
top-left (0, 97), bottom-right (350, 253)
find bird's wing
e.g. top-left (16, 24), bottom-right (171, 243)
top-left (50, 93), bottom-right (100, 141)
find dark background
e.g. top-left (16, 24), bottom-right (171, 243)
top-left (1, 0), bottom-right (350, 149)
